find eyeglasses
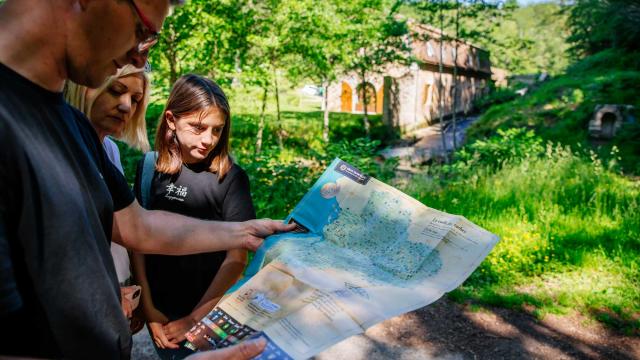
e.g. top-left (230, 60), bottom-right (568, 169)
top-left (128, 0), bottom-right (159, 53)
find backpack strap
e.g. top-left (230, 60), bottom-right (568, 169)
top-left (140, 151), bottom-right (157, 209)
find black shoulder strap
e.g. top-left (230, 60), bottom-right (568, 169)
top-left (140, 151), bottom-right (157, 209)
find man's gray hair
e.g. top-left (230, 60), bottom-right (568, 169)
top-left (170, 0), bottom-right (184, 5)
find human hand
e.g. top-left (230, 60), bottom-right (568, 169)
top-left (163, 316), bottom-right (196, 344)
top-left (149, 321), bottom-right (179, 350)
top-left (240, 219), bottom-right (296, 251)
top-left (145, 307), bottom-right (178, 349)
top-left (129, 307), bottom-right (145, 334)
top-left (184, 337), bottom-right (267, 360)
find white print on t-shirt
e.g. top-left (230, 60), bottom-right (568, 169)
top-left (165, 183), bottom-right (188, 202)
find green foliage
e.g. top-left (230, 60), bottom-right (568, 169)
top-left (565, 48), bottom-right (640, 74)
top-left (236, 148), bottom-right (321, 219)
top-left (346, 1), bottom-right (412, 75)
top-left (234, 135), bottom-right (396, 220)
top-left (497, 2), bottom-right (570, 74)
top-left (468, 50), bottom-right (640, 174)
top-left (567, 0), bottom-right (640, 58)
top-left (325, 138), bottom-right (399, 181)
top-left (403, 1), bottom-right (570, 75)
top-left (472, 85), bottom-right (518, 112)
top-left (454, 128), bottom-right (543, 170)
top-left (403, 132), bottom-right (640, 334)
top-left (231, 110), bottom-right (397, 219)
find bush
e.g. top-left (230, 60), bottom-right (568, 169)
top-left (402, 131), bottom-right (640, 334)
top-left (236, 136), bottom-right (398, 219)
top-left (467, 50), bottom-right (640, 175)
top-left (454, 128), bottom-right (544, 171)
top-left (473, 86), bottom-right (519, 113)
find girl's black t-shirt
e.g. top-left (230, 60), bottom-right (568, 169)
top-left (134, 160), bottom-right (256, 318)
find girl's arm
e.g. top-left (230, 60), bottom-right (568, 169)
top-left (192, 248), bottom-right (247, 319)
top-left (162, 249), bottom-right (247, 344)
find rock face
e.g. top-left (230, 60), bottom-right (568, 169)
top-left (588, 104), bottom-right (631, 139)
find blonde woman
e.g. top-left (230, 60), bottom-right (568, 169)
top-left (65, 64), bottom-right (150, 321)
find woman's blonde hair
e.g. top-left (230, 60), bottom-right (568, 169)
top-left (155, 74), bottom-right (232, 180)
top-left (65, 64), bottom-right (151, 152)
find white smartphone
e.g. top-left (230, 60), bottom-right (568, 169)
top-left (123, 285), bottom-right (142, 311)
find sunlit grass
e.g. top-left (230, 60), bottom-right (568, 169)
top-left (402, 141), bottom-right (640, 334)
top-left (114, 97), bottom-right (640, 335)
top-left (468, 50), bottom-right (640, 175)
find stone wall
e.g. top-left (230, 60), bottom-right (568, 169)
top-left (327, 65), bottom-right (489, 133)
top-left (325, 23), bottom-right (491, 134)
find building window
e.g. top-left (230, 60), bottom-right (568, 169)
top-left (356, 82), bottom-right (377, 114)
top-left (426, 42), bottom-right (434, 57)
top-left (422, 84), bottom-right (432, 106)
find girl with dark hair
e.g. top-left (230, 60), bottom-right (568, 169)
top-left (132, 74), bottom-right (255, 359)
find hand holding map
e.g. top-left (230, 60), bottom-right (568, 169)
top-left (185, 158), bottom-right (500, 359)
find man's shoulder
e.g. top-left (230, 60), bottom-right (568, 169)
top-left (65, 104), bottom-right (95, 134)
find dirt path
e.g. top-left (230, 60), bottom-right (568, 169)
top-left (132, 298), bottom-right (639, 359)
top-left (381, 117), bottom-right (478, 169)
top-left (315, 298), bottom-right (640, 360)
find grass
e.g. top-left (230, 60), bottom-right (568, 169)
top-left (115, 107), bottom-right (640, 335)
top-left (468, 49), bottom-right (640, 175)
top-left (449, 50), bottom-right (640, 333)
top-left (113, 49), bottom-right (640, 335)
top-left (401, 136), bottom-right (640, 335)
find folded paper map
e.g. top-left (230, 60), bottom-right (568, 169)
top-left (185, 158), bottom-right (499, 359)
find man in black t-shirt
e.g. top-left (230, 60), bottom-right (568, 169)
top-left (0, 0), bottom-right (292, 359)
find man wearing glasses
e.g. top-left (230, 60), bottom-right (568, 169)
top-left (0, 1), bottom-right (288, 359)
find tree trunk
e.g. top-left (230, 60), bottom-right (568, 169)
top-left (452, 0), bottom-right (460, 151)
top-left (166, 24), bottom-right (178, 85)
top-left (255, 87), bottom-right (268, 155)
top-left (322, 80), bottom-right (330, 143)
top-left (274, 67), bottom-right (283, 149)
top-left (438, 0), bottom-right (448, 163)
top-left (361, 68), bottom-right (371, 137)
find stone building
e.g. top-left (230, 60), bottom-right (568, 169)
top-left (326, 24), bottom-right (492, 133)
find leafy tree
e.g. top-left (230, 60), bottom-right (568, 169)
top-left (148, 0), bottom-right (257, 95)
top-left (405, 0), bottom-right (569, 75)
top-left (284, 0), bottom-right (350, 143)
top-left (345, 0), bottom-right (412, 136)
top-left (567, 0), bottom-right (640, 58)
